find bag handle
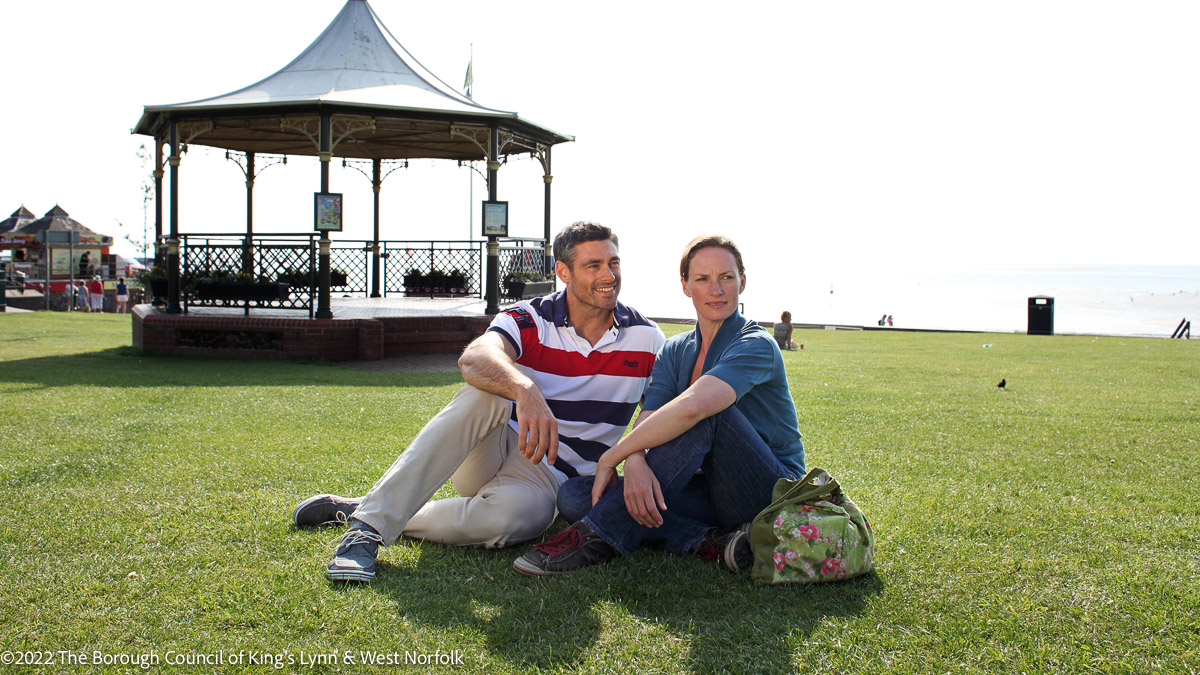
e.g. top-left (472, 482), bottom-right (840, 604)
top-left (760, 467), bottom-right (841, 515)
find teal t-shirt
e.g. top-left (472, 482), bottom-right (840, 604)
top-left (643, 312), bottom-right (805, 477)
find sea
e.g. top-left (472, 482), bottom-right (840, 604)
top-left (625, 264), bottom-right (1200, 338)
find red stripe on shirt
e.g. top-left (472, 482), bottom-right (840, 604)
top-left (517, 338), bottom-right (656, 378)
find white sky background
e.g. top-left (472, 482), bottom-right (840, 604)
top-left (2, 0), bottom-right (1198, 321)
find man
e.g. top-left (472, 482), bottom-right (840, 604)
top-left (294, 222), bottom-right (665, 582)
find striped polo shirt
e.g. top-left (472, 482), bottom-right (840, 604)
top-left (487, 291), bottom-right (665, 483)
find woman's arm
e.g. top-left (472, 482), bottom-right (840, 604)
top-left (591, 374), bottom-right (736, 505)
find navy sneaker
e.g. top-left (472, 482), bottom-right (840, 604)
top-left (512, 522), bottom-right (615, 576)
top-left (326, 521), bottom-right (383, 582)
top-left (696, 524), bottom-right (753, 573)
top-left (293, 494), bottom-right (362, 528)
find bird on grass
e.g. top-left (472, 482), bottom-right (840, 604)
top-left (997, 378), bottom-right (1006, 389)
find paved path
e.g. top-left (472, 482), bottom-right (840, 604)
top-left (341, 353), bottom-right (463, 373)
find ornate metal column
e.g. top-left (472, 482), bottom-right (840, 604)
top-left (166, 122), bottom-right (181, 314)
top-left (485, 124), bottom-right (501, 314)
top-left (538, 144), bottom-right (553, 276)
top-left (371, 159), bottom-right (382, 297)
top-left (317, 113), bottom-right (333, 319)
top-left (154, 139), bottom-right (164, 269)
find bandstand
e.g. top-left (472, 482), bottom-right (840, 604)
top-left (131, 0), bottom-right (571, 360)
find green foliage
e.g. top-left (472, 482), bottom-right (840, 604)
top-left (1, 314), bottom-right (1197, 672)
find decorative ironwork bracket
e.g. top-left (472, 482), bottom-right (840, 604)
top-left (225, 151), bottom-right (288, 187)
top-left (534, 143), bottom-right (552, 179)
top-left (342, 158), bottom-right (408, 191)
top-left (331, 117), bottom-right (376, 152)
top-left (450, 125), bottom-right (490, 157)
top-left (178, 120), bottom-right (214, 147)
top-left (280, 116), bottom-right (321, 150)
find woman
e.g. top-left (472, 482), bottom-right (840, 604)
top-left (514, 235), bottom-right (805, 576)
top-left (774, 310), bottom-right (798, 350)
top-left (115, 277), bottom-right (129, 313)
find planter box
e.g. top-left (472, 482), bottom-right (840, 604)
top-left (196, 282), bottom-right (290, 302)
top-left (505, 280), bottom-right (554, 300)
top-left (148, 279), bottom-right (167, 304)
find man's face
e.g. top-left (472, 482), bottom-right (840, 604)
top-left (556, 239), bottom-right (621, 315)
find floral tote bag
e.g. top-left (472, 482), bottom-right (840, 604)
top-left (749, 468), bottom-right (875, 584)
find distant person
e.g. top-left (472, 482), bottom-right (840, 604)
top-left (878, 314), bottom-right (887, 326)
top-left (886, 315), bottom-right (893, 327)
top-left (88, 276), bottom-right (104, 313)
top-left (773, 310), bottom-right (799, 350)
top-left (115, 277), bottom-right (129, 313)
top-left (78, 252), bottom-right (90, 278)
top-left (73, 280), bottom-right (90, 312)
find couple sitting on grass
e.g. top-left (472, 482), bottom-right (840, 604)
top-left (293, 222), bottom-right (805, 581)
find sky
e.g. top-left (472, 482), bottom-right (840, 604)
top-left (3, 1), bottom-right (1199, 322)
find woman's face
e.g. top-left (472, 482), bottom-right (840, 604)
top-left (681, 246), bottom-right (744, 324)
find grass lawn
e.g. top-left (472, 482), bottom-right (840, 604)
top-left (0, 312), bottom-right (1197, 673)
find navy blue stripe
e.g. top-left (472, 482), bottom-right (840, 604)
top-left (552, 458), bottom-right (580, 479)
top-left (557, 435), bottom-right (609, 462)
top-left (486, 326), bottom-right (520, 355)
top-left (547, 399), bottom-right (638, 427)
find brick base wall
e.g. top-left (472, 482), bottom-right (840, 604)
top-left (131, 305), bottom-right (490, 361)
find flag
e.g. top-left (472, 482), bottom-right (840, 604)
top-left (463, 52), bottom-right (474, 99)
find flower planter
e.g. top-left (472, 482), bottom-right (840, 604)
top-left (196, 282), bottom-right (290, 302)
top-left (148, 279), bottom-right (168, 304)
top-left (505, 280), bottom-right (554, 300)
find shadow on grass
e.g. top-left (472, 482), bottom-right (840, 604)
top-left (0, 347), bottom-right (464, 390)
top-left (363, 539), bottom-right (883, 671)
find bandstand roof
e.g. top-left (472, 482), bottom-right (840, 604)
top-left (132, 0), bottom-right (572, 160)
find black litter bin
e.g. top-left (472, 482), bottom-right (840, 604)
top-left (1028, 295), bottom-right (1054, 335)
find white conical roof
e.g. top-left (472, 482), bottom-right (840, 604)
top-left (156, 0), bottom-right (508, 117)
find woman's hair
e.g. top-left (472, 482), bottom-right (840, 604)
top-left (679, 234), bottom-right (744, 279)
top-left (781, 310), bottom-right (791, 323)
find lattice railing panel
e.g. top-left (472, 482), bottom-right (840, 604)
top-left (330, 246), bottom-right (369, 294)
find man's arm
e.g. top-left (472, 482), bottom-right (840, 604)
top-left (458, 331), bottom-right (559, 464)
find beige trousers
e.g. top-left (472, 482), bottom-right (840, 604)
top-left (353, 385), bottom-right (560, 549)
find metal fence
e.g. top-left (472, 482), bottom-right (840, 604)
top-left (173, 234), bottom-right (548, 310)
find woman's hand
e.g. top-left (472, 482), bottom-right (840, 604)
top-left (622, 452), bottom-right (666, 528)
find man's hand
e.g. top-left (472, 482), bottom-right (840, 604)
top-left (621, 451), bottom-right (665, 528)
top-left (591, 458), bottom-right (619, 506)
top-left (515, 384), bottom-right (559, 464)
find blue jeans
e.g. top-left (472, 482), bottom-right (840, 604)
top-left (559, 406), bottom-right (801, 556)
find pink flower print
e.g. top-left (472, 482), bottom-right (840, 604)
top-left (821, 557), bottom-right (840, 576)
top-left (784, 549), bottom-right (799, 562)
top-left (773, 552), bottom-right (786, 571)
top-left (799, 504), bottom-right (816, 513)
top-left (798, 525), bottom-right (820, 540)
top-left (800, 560), bottom-right (816, 579)
top-left (775, 515), bottom-right (786, 528)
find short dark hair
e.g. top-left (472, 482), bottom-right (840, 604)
top-left (553, 221), bottom-right (618, 269)
top-left (679, 234), bottom-right (745, 279)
